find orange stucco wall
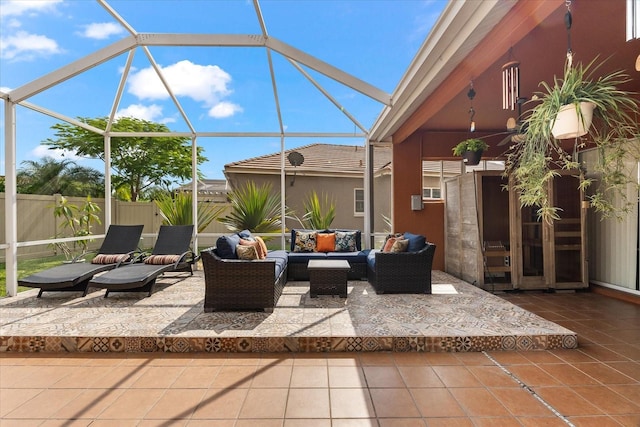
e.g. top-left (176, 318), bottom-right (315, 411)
top-left (392, 135), bottom-right (445, 270)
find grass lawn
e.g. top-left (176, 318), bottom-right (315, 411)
top-left (0, 254), bottom-right (97, 297)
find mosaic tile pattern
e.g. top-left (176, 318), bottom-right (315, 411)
top-left (0, 270), bottom-right (577, 353)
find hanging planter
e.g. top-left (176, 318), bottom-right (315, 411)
top-left (462, 149), bottom-right (483, 166)
top-left (506, 57), bottom-right (640, 222)
top-left (452, 138), bottom-right (489, 166)
top-left (550, 101), bottom-right (596, 139)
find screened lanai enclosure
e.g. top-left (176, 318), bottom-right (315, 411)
top-left (3, 0), bottom-right (639, 298)
top-left (2, 0), bottom-right (427, 295)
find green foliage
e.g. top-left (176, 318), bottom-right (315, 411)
top-left (452, 138), bottom-right (489, 156)
top-left (16, 157), bottom-right (104, 196)
top-left (506, 57), bottom-right (640, 222)
top-left (141, 186), bottom-right (172, 201)
top-left (44, 116), bottom-right (207, 201)
top-left (49, 196), bottom-right (102, 260)
top-left (218, 181), bottom-right (286, 234)
top-left (298, 191), bottom-right (336, 230)
top-left (154, 191), bottom-right (225, 233)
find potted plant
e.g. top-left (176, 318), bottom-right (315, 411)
top-left (506, 57), bottom-right (640, 222)
top-left (452, 138), bottom-right (489, 165)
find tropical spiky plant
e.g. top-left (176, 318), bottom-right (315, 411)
top-left (298, 190), bottom-right (336, 230)
top-left (217, 181), bottom-right (287, 234)
top-left (154, 191), bottom-right (224, 233)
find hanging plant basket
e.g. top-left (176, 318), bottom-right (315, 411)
top-left (452, 138), bottom-right (489, 166)
top-left (462, 149), bottom-right (483, 166)
top-left (550, 101), bottom-right (596, 139)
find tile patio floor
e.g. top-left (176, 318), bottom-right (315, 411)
top-left (0, 270), bottom-right (577, 353)
top-left (1, 271), bottom-right (639, 425)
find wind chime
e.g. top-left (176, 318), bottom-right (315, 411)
top-left (502, 48), bottom-right (520, 111)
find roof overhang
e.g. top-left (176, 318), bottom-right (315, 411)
top-left (369, 0), bottom-right (517, 142)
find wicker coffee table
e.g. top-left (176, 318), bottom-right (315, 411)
top-left (308, 259), bottom-right (350, 298)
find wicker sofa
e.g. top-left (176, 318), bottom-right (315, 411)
top-left (367, 233), bottom-right (436, 294)
top-left (202, 232), bottom-right (288, 312)
top-left (287, 229), bottom-right (370, 281)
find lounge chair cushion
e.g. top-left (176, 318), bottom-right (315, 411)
top-left (92, 254), bottom-right (130, 264)
top-left (326, 250), bottom-right (370, 263)
top-left (265, 249), bottom-right (288, 279)
top-left (144, 254), bottom-right (181, 265)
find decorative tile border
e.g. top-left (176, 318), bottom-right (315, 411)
top-left (0, 334), bottom-right (578, 354)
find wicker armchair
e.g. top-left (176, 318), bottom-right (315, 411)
top-left (367, 243), bottom-right (436, 294)
top-left (202, 248), bottom-right (287, 312)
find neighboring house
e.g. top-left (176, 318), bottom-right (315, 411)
top-left (223, 143), bottom-right (391, 234)
top-left (176, 179), bottom-right (229, 203)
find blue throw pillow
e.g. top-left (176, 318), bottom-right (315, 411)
top-left (403, 232), bottom-right (426, 252)
top-left (216, 234), bottom-right (241, 259)
top-left (238, 229), bottom-right (252, 239)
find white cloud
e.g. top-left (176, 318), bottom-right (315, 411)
top-left (115, 104), bottom-right (164, 121)
top-left (0, 0), bottom-right (62, 17)
top-left (127, 60), bottom-right (240, 118)
top-left (7, 18), bottom-right (21, 28)
top-left (79, 22), bottom-right (124, 40)
top-left (0, 30), bottom-right (61, 60)
top-left (31, 145), bottom-right (80, 161)
top-left (208, 102), bottom-right (243, 119)
top-left (0, 86), bottom-right (12, 93)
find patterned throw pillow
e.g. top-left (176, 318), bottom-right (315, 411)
top-left (236, 244), bottom-right (259, 260)
top-left (390, 238), bottom-right (409, 253)
top-left (240, 238), bottom-right (267, 260)
top-left (91, 254), bottom-right (129, 264)
top-left (294, 231), bottom-right (318, 252)
top-left (335, 231), bottom-right (357, 252)
top-left (144, 254), bottom-right (181, 265)
top-left (316, 233), bottom-right (336, 252)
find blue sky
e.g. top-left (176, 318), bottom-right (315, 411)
top-left (0, 0), bottom-right (446, 181)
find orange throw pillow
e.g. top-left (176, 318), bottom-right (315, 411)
top-left (254, 236), bottom-right (268, 260)
top-left (382, 237), bottom-right (398, 253)
top-left (316, 233), bottom-right (336, 252)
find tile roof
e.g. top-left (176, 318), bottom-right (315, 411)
top-left (224, 143), bottom-right (391, 176)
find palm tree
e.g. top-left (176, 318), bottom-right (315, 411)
top-left (218, 181), bottom-right (287, 234)
top-left (17, 157), bottom-right (104, 196)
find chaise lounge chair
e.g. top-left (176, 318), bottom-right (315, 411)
top-left (19, 224), bottom-right (144, 298)
top-left (89, 225), bottom-right (195, 297)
